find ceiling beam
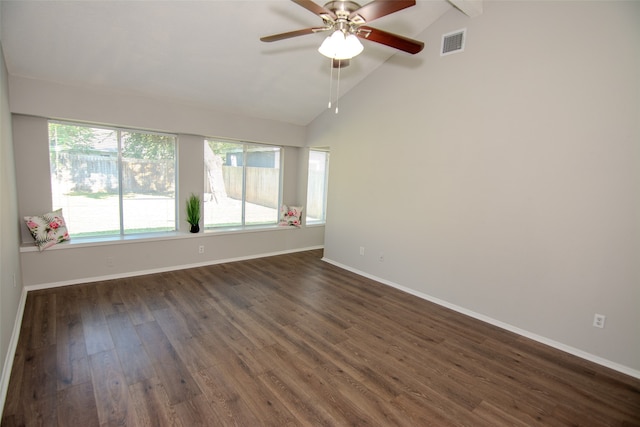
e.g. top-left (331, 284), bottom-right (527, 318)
top-left (447, 0), bottom-right (483, 18)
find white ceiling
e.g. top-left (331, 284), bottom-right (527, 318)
top-left (1, 0), bottom-right (453, 126)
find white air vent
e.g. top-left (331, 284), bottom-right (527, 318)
top-left (441, 28), bottom-right (466, 56)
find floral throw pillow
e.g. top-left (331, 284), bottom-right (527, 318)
top-left (279, 205), bottom-right (303, 228)
top-left (24, 208), bottom-right (70, 251)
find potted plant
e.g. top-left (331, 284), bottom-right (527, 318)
top-left (186, 193), bottom-right (201, 233)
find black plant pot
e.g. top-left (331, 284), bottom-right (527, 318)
top-left (189, 224), bottom-right (200, 233)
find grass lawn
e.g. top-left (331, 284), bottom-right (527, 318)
top-left (54, 193), bottom-right (279, 237)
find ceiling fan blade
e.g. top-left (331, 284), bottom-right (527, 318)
top-left (260, 27), bottom-right (326, 42)
top-left (292, 0), bottom-right (336, 20)
top-left (349, 0), bottom-right (415, 23)
top-left (358, 26), bottom-right (424, 54)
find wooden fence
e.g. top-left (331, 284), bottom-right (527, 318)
top-left (223, 166), bottom-right (279, 208)
top-left (51, 153), bottom-right (175, 194)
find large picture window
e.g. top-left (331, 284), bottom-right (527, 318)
top-left (204, 139), bottom-right (282, 228)
top-left (49, 121), bottom-right (177, 237)
top-left (306, 149), bottom-right (330, 225)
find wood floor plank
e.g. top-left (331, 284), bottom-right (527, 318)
top-left (22, 345), bottom-right (58, 406)
top-left (95, 280), bottom-right (127, 316)
top-left (446, 365), bottom-right (554, 424)
top-left (172, 334), bottom-right (223, 375)
top-left (1, 344), bottom-right (25, 420)
top-left (471, 399), bottom-right (533, 426)
top-left (206, 356), bottom-right (298, 426)
top-left (105, 312), bottom-right (156, 386)
top-left (333, 336), bottom-right (417, 401)
top-left (394, 384), bottom-right (493, 427)
top-left (56, 312), bottom-right (91, 390)
top-left (192, 306), bottom-right (242, 339)
top-left (172, 394), bottom-right (226, 427)
top-left (20, 395), bottom-right (56, 427)
top-left (128, 376), bottom-right (183, 427)
top-left (75, 286), bottom-right (102, 324)
top-left (12, 345), bottom-right (58, 426)
top-left (284, 321), bottom-right (371, 383)
top-left (163, 287), bottom-right (212, 318)
top-left (136, 276), bottom-right (171, 312)
top-left (216, 301), bottom-right (279, 349)
top-left (311, 356), bottom-right (410, 426)
top-left (193, 366), bottom-right (267, 427)
top-left (81, 320), bottom-right (114, 356)
top-left (390, 392), bottom-right (462, 427)
top-left (241, 304), bottom-right (305, 355)
top-left (154, 303), bottom-right (236, 375)
top-left (26, 293), bottom-right (57, 350)
top-left (418, 333), bottom-right (560, 422)
top-left (152, 306), bottom-right (197, 342)
top-left (56, 381), bottom-right (100, 427)
top-left (135, 321), bottom-right (202, 405)
top-left (3, 249), bottom-right (640, 426)
top-left (105, 312), bottom-right (145, 348)
top-left (256, 344), bottom-right (355, 426)
top-left (89, 349), bottom-right (137, 426)
top-left (114, 279), bottom-right (156, 325)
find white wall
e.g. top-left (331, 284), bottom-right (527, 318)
top-left (0, 26), bottom-right (25, 413)
top-left (309, 1), bottom-right (640, 373)
top-left (10, 79), bottom-right (323, 288)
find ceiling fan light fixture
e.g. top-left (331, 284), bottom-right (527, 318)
top-left (318, 30), bottom-right (363, 60)
top-left (344, 33), bottom-right (364, 57)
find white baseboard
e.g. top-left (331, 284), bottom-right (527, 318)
top-left (321, 257), bottom-right (640, 380)
top-left (25, 245), bottom-right (324, 292)
top-left (0, 286), bottom-right (28, 418)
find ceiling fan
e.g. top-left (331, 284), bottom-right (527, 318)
top-left (260, 0), bottom-right (425, 67)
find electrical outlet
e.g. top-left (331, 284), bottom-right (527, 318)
top-left (359, 247), bottom-right (365, 256)
top-left (593, 313), bottom-right (606, 329)
top-left (199, 245), bottom-right (205, 254)
top-left (379, 252), bottom-right (384, 262)
top-left (106, 257), bottom-right (115, 268)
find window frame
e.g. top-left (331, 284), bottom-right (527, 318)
top-left (306, 148), bottom-right (330, 226)
top-left (203, 138), bottom-right (284, 230)
top-left (48, 120), bottom-right (178, 238)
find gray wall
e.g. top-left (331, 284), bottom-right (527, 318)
top-left (0, 23), bottom-right (25, 411)
top-left (309, 1), bottom-right (640, 374)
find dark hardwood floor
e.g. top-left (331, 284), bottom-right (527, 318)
top-left (2, 249), bottom-right (639, 426)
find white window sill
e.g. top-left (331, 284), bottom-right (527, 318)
top-left (19, 223), bottom-right (317, 253)
top-left (305, 222), bottom-right (326, 227)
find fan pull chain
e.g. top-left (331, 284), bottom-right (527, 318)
top-left (335, 60), bottom-right (341, 114)
top-left (327, 59), bottom-right (333, 109)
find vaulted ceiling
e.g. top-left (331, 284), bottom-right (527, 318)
top-left (1, 1), bottom-right (466, 126)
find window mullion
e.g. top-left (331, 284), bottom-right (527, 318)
top-left (323, 152), bottom-right (330, 220)
top-left (117, 129), bottom-right (125, 235)
top-left (278, 147), bottom-right (284, 224)
top-left (241, 144), bottom-right (247, 226)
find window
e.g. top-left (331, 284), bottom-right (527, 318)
top-left (204, 139), bottom-right (282, 228)
top-left (49, 121), bottom-right (177, 237)
top-left (306, 149), bottom-right (330, 224)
